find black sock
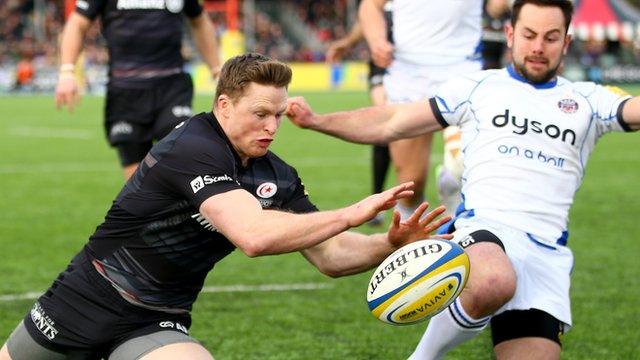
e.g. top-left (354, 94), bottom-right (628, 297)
top-left (372, 145), bottom-right (390, 194)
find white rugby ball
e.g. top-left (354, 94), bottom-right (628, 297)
top-left (367, 239), bottom-right (470, 325)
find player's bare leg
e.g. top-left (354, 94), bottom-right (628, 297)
top-left (494, 338), bottom-right (560, 360)
top-left (0, 343), bottom-right (12, 360)
top-left (367, 84), bottom-right (390, 226)
top-left (438, 126), bottom-right (464, 216)
top-left (139, 342), bottom-right (213, 360)
top-left (410, 241), bottom-right (516, 359)
top-left (389, 133), bottom-right (432, 220)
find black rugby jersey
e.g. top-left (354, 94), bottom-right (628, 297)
top-left (84, 112), bottom-right (317, 312)
top-left (76, 0), bottom-right (203, 88)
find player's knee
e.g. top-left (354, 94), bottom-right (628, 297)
top-left (459, 231), bottom-right (516, 317)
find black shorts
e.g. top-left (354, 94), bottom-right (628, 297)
top-left (368, 60), bottom-right (386, 89)
top-left (105, 73), bottom-right (194, 165)
top-left (21, 250), bottom-right (192, 359)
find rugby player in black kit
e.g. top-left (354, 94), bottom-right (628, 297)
top-left (55, 0), bottom-right (220, 179)
top-left (2, 54), bottom-right (451, 359)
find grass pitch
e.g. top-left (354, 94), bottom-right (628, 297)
top-left (0, 87), bottom-right (638, 359)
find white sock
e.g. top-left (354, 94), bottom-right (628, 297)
top-left (408, 298), bottom-right (490, 360)
top-left (395, 202), bottom-right (421, 221)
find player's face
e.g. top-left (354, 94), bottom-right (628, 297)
top-left (219, 83), bottom-right (287, 165)
top-left (506, 4), bottom-right (572, 83)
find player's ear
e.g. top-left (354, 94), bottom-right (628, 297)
top-left (505, 22), bottom-right (515, 48)
top-left (562, 33), bottom-right (572, 55)
top-left (216, 94), bottom-right (232, 118)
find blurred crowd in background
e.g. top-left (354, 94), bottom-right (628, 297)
top-left (1, 0), bottom-right (640, 92)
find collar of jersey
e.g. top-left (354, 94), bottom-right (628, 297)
top-left (507, 64), bottom-right (557, 89)
top-left (208, 112), bottom-right (245, 168)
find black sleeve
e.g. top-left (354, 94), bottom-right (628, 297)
top-left (183, 0), bottom-right (203, 18)
top-left (281, 168), bottom-right (319, 214)
top-left (155, 132), bottom-right (242, 208)
top-left (75, 0), bottom-right (106, 20)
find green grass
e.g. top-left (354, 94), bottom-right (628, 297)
top-left (0, 87), bottom-right (639, 359)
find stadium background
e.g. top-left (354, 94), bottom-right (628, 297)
top-left (0, 0), bottom-right (639, 359)
top-left (2, 0), bottom-right (640, 93)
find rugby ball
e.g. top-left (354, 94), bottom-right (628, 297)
top-left (367, 239), bottom-right (470, 325)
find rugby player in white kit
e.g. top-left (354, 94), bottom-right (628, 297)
top-left (287, 0), bottom-right (640, 358)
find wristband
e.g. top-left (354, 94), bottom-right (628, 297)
top-left (60, 64), bottom-right (75, 72)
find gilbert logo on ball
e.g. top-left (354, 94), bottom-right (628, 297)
top-left (367, 239), bottom-right (470, 325)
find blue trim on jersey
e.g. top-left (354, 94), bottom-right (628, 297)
top-left (526, 233), bottom-right (557, 250)
top-left (507, 65), bottom-right (557, 89)
top-left (557, 230), bottom-right (569, 246)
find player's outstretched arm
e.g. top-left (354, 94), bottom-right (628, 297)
top-left (55, 12), bottom-right (92, 112)
top-left (199, 182), bottom-right (415, 257)
top-left (300, 203), bottom-right (453, 277)
top-left (622, 96), bottom-right (640, 131)
top-left (286, 96), bottom-right (443, 144)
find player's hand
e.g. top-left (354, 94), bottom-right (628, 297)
top-left (387, 203), bottom-right (453, 248)
top-left (343, 182), bottom-right (415, 228)
top-left (286, 97), bottom-right (316, 129)
top-left (370, 40), bottom-right (394, 68)
top-left (326, 39), bottom-right (350, 63)
top-left (55, 75), bottom-right (81, 112)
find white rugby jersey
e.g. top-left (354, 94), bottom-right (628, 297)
top-left (391, 0), bottom-right (483, 66)
top-left (430, 66), bottom-right (633, 245)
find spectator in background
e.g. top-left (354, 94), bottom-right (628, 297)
top-left (55, 0), bottom-right (220, 180)
top-left (13, 51), bottom-right (34, 91)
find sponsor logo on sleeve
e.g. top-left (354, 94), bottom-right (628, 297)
top-left (190, 174), bottom-right (235, 194)
top-left (256, 182), bottom-right (277, 199)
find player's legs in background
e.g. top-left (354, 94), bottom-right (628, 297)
top-left (389, 134), bottom-right (432, 220)
top-left (368, 83), bottom-right (390, 226)
top-left (437, 126), bottom-right (464, 216)
top-left (410, 237), bottom-right (516, 359)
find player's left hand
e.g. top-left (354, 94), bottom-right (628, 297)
top-left (387, 202), bottom-right (453, 248)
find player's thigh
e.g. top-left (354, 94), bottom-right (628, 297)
top-left (0, 343), bottom-right (10, 360)
top-left (2, 321), bottom-right (66, 360)
top-left (369, 84), bottom-right (386, 106)
top-left (494, 337), bottom-right (560, 360)
top-left (388, 134), bottom-right (433, 177)
top-left (140, 342), bottom-right (213, 360)
top-left (110, 330), bottom-right (211, 360)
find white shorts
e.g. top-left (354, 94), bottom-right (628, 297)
top-left (453, 216), bottom-right (574, 331)
top-left (383, 60), bottom-right (481, 104)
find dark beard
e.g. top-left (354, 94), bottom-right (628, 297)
top-left (514, 60), bottom-right (559, 84)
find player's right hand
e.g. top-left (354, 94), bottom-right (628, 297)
top-left (286, 97), bottom-right (316, 129)
top-left (344, 182), bottom-right (415, 228)
top-left (370, 40), bottom-right (394, 68)
top-left (55, 75), bottom-right (81, 112)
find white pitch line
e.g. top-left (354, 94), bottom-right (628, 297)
top-left (8, 127), bottom-right (96, 140)
top-left (0, 283), bottom-right (333, 302)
